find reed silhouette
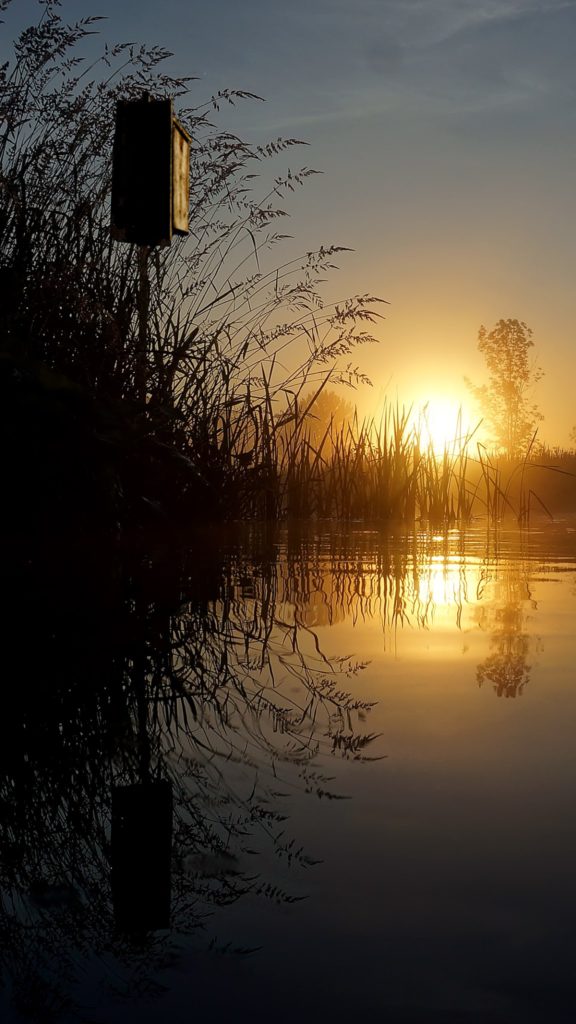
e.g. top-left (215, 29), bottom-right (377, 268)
top-left (0, 1), bottom-right (382, 535)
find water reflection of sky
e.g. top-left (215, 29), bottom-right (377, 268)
top-left (3, 522), bottom-right (576, 1023)
top-left (165, 522), bottom-right (576, 1024)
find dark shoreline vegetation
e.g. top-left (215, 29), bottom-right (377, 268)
top-left (0, 8), bottom-right (382, 1014)
top-left (3, 347), bottom-right (576, 546)
top-left (0, 1), bottom-right (382, 544)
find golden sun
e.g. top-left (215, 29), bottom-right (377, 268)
top-left (411, 399), bottom-right (476, 454)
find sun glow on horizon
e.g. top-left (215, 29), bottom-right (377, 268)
top-left (408, 398), bottom-right (482, 455)
top-left (364, 389), bottom-right (486, 455)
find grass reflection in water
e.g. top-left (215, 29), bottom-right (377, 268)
top-left (0, 529), bottom-right (375, 1021)
top-left (1, 522), bottom-right (572, 1021)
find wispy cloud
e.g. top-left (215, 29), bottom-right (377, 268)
top-left (239, 0), bottom-right (576, 131)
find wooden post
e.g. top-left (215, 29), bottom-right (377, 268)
top-left (136, 245), bottom-right (150, 404)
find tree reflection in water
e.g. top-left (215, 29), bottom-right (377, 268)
top-left (0, 531), bottom-right (376, 1021)
top-left (280, 527), bottom-right (544, 705)
top-left (475, 546), bottom-right (541, 698)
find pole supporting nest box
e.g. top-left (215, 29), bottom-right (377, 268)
top-left (111, 95), bottom-right (191, 247)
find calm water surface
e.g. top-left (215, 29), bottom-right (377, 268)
top-left (2, 519), bottom-right (576, 1023)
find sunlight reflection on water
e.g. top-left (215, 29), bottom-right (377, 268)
top-left (3, 518), bottom-right (576, 1023)
top-left (170, 518), bottom-right (576, 1023)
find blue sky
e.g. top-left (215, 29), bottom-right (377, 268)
top-left (4, 0), bottom-right (576, 442)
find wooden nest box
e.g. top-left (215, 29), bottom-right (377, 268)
top-left (111, 95), bottom-right (191, 246)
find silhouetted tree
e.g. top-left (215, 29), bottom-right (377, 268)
top-left (300, 388), bottom-right (355, 447)
top-left (466, 318), bottom-right (543, 457)
top-left (277, 387), bottom-right (355, 458)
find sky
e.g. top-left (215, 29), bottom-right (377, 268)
top-left (4, 0), bottom-right (576, 445)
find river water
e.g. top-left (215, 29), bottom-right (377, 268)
top-left (2, 518), bottom-right (576, 1023)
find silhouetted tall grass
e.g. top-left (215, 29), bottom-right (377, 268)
top-left (2, 3), bottom-right (574, 533)
top-left (271, 400), bottom-right (576, 525)
top-left (0, 1), bottom-right (382, 535)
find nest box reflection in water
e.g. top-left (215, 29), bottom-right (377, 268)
top-left (111, 780), bottom-right (173, 933)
